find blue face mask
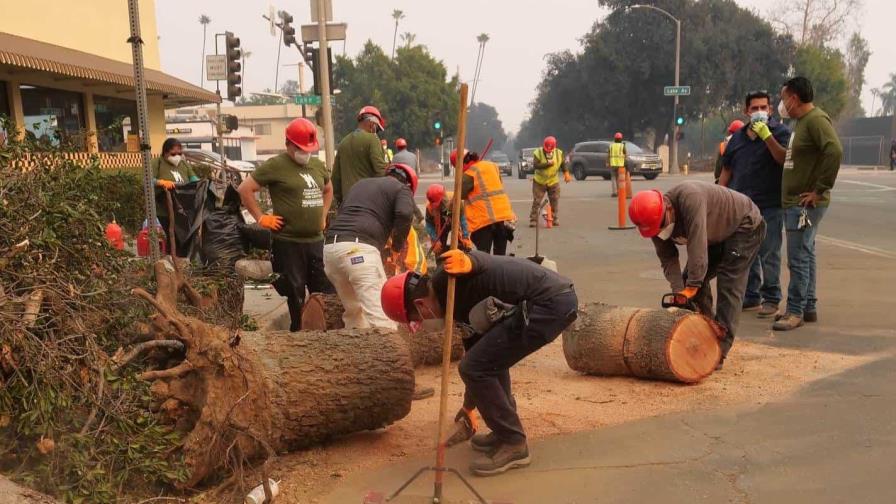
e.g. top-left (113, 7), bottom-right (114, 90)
top-left (750, 111), bottom-right (769, 123)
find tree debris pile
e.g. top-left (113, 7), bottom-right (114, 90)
top-left (0, 134), bottom-right (186, 502)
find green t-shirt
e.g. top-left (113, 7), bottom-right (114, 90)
top-left (252, 153), bottom-right (330, 243)
top-left (781, 107), bottom-right (842, 208)
top-left (331, 129), bottom-right (388, 204)
top-left (151, 157), bottom-right (199, 217)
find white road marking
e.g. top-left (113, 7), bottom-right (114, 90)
top-left (838, 180), bottom-right (896, 192)
top-left (816, 235), bottom-right (896, 259)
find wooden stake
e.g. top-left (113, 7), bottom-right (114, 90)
top-left (433, 82), bottom-right (469, 501)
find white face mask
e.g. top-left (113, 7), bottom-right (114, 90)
top-left (657, 220), bottom-right (675, 241)
top-left (167, 155), bottom-right (183, 167)
top-left (293, 151), bottom-right (312, 165)
top-left (751, 111), bottom-right (769, 123)
top-left (778, 99), bottom-right (790, 119)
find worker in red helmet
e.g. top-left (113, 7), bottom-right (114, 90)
top-left (238, 118), bottom-right (335, 331)
top-left (332, 105), bottom-right (389, 205)
top-left (529, 135), bottom-right (572, 227)
top-left (450, 148), bottom-right (516, 255)
top-left (323, 162), bottom-right (418, 329)
top-left (424, 183), bottom-right (472, 256)
top-left (714, 120), bottom-right (745, 183)
top-left (392, 137), bottom-right (417, 170)
top-left (628, 181), bottom-right (765, 369)
top-left (380, 249), bottom-right (577, 476)
top-left (607, 132), bottom-right (628, 198)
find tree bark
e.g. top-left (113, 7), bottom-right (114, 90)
top-left (562, 302), bottom-right (721, 384)
top-left (300, 292), bottom-right (346, 331)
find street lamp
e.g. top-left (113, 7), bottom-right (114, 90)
top-left (627, 4), bottom-right (681, 174)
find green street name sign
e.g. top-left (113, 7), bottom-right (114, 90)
top-left (664, 86), bottom-right (691, 96)
top-left (294, 94), bottom-right (322, 105)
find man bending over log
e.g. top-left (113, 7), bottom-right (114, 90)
top-left (628, 181), bottom-right (765, 369)
top-left (380, 250), bottom-right (578, 476)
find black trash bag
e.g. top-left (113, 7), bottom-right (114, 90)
top-left (200, 209), bottom-right (246, 268)
top-left (156, 181), bottom-right (205, 257)
top-left (239, 222), bottom-right (273, 251)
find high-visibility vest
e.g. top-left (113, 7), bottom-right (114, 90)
top-left (464, 161), bottom-right (515, 233)
top-left (609, 142), bottom-right (625, 167)
top-left (403, 226), bottom-right (427, 275)
top-left (532, 147), bottom-right (564, 186)
top-left (384, 148), bottom-right (394, 162)
top-left (719, 140), bottom-right (727, 156)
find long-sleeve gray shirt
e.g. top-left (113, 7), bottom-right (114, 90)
top-left (326, 176), bottom-right (415, 251)
top-left (651, 181), bottom-right (761, 290)
top-left (391, 149), bottom-right (417, 170)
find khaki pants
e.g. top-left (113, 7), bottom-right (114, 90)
top-left (529, 182), bottom-right (560, 224)
top-left (323, 241), bottom-right (397, 330)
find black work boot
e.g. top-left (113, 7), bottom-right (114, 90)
top-left (470, 441), bottom-right (531, 476)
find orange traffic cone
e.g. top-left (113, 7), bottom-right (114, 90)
top-left (543, 204), bottom-right (554, 228)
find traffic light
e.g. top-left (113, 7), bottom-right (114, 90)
top-left (304, 45), bottom-right (333, 96)
top-left (675, 115), bottom-right (686, 126)
top-left (433, 112), bottom-right (442, 131)
top-left (280, 11), bottom-right (296, 47)
top-left (435, 136), bottom-right (442, 146)
top-left (222, 114), bottom-right (239, 133)
top-left (225, 31), bottom-right (242, 100)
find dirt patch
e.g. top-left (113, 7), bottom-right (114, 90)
top-left (247, 336), bottom-right (869, 504)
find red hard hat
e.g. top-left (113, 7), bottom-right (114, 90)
top-left (543, 136), bottom-right (557, 152)
top-left (387, 163), bottom-right (418, 194)
top-left (614, 132), bottom-right (623, 141)
top-left (285, 118), bottom-right (320, 152)
top-left (381, 271), bottom-right (413, 324)
top-left (727, 120), bottom-right (745, 134)
top-left (449, 148), bottom-right (467, 168)
top-left (628, 190), bottom-right (666, 238)
top-left (395, 138), bottom-right (407, 149)
top-left (357, 105), bottom-right (386, 130)
top-left (426, 184), bottom-right (446, 205)
top-left (381, 138), bottom-right (387, 146)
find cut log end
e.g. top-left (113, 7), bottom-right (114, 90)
top-left (665, 312), bottom-right (722, 383)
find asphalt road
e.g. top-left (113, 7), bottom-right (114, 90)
top-left (330, 169), bottom-right (896, 503)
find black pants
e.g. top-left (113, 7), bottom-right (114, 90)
top-left (686, 221), bottom-right (765, 358)
top-left (471, 222), bottom-right (509, 256)
top-left (458, 289), bottom-right (578, 444)
top-left (271, 239), bottom-right (334, 331)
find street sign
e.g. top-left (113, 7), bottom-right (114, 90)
top-left (300, 23), bottom-right (347, 43)
top-left (295, 95), bottom-right (322, 105)
top-left (664, 86), bottom-right (691, 96)
top-left (268, 5), bottom-right (276, 36)
top-left (310, 0), bottom-right (333, 22)
top-left (206, 55), bottom-right (227, 81)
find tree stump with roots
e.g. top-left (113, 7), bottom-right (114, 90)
top-left (127, 259), bottom-right (415, 487)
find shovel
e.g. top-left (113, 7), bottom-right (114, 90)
top-left (527, 198), bottom-right (557, 272)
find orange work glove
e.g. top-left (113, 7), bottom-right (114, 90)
top-left (440, 249), bottom-right (473, 275)
top-left (157, 179), bottom-right (176, 190)
top-left (679, 286), bottom-right (699, 299)
top-left (563, 171), bottom-right (572, 183)
top-left (258, 214), bottom-right (285, 231)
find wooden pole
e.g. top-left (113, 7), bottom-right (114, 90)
top-left (433, 82), bottom-right (469, 501)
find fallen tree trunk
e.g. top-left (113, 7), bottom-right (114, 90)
top-left (300, 292), bottom-right (346, 331)
top-left (562, 302), bottom-right (722, 384)
top-left (132, 260), bottom-right (415, 487)
top-left (0, 475), bottom-right (61, 503)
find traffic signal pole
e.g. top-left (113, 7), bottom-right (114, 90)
top-left (316, 0), bottom-right (336, 170)
top-left (671, 17), bottom-right (681, 175)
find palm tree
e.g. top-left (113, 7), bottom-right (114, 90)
top-left (391, 10), bottom-right (405, 60)
top-left (199, 14), bottom-right (211, 87)
top-left (471, 33), bottom-right (490, 104)
top-left (880, 74), bottom-right (896, 116)
top-left (401, 32), bottom-right (416, 49)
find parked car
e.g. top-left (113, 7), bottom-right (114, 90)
top-left (183, 149), bottom-right (256, 184)
top-left (517, 147), bottom-right (537, 179)
top-left (486, 150), bottom-right (513, 177)
top-left (566, 141), bottom-right (662, 181)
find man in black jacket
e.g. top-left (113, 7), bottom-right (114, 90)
top-left (381, 250), bottom-right (578, 476)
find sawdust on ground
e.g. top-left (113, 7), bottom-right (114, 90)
top-left (262, 333), bottom-right (868, 504)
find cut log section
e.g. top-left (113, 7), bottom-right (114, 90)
top-left (562, 302), bottom-right (722, 384)
top-left (398, 325), bottom-right (465, 367)
top-left (300, 292), bottom-right (346, 331)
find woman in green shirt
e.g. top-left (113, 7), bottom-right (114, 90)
top-left (151, 138), bottom-right (200, 257)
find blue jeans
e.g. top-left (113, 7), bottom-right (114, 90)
top-left (745, 206), bottom-right (784, 306)
top-left (784, 205), bottom-right (827, 316)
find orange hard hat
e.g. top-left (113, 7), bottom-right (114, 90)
top-left (285, 118), bottom-right (320, 152)
top-left (395, 137), bottom-right (407, 149)
top-left (386, 163), bottom-right (419, 194)
top-left (381, 271), bottom-right (423, 324)
top-left (614, 132), bottom-right (623, 141)
top-left (357, 105), bottom-right (385, 131)
top-left (543, 136), bottom-right (557, 152)
top-left (728, 120), bottom-right (745, 134)
top-left (426, 184), bottom-right (446, 205)
top-left (628, 190), bottom-right (666, 238)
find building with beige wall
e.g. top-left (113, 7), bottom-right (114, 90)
top-left (0, 0), bottom-right (216, 158)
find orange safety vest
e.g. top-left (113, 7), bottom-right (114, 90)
top-left (464, 161), bottom-right (515, 233)
top-left (403, 226), bottom-right (427, 275)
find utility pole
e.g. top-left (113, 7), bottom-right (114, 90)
top-left (126, 0), bottom-right (160, 261)
top-left (671, 17), bottom-right (681, 174)
top-left (298, 61), bottom-right (307, 118)
top-left (214, 35), bottom-right (225, 164)
top-left (317, 0), bottom-right (336, 170)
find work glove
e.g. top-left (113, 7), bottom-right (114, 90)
top-left (751, 121), bottom-right (772, 141)
top-left (678, 286), bottom-right (699, 299)
top-left (460, 237), bottom-right (474, 251)
top-left (563, 171), bottom-right (572, 183)
top-left (157, 179), bottom-right (176, 190)
top-left (258, 214), bottom-right (285, 231)
top-left (440, 249), bottom-right (473, 275)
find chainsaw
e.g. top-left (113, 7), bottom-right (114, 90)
top-left (661, 292), bottom-right (698, 312)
